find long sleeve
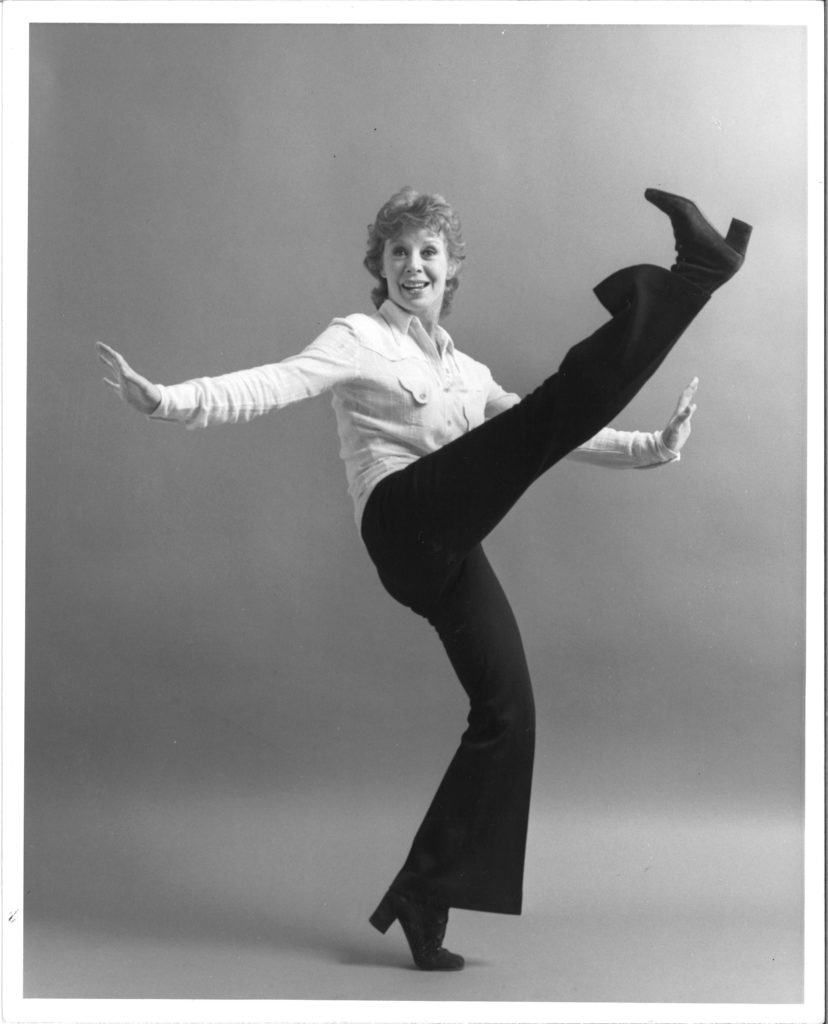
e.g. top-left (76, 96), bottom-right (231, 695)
top-left (566, 426), bottom-right (680, 469)
top-left (484, 378), bottom-right (521, 419)
top-left (149, 319), bottom-right (360, 429)
top-left (482, 377), bottom-right (678, 470)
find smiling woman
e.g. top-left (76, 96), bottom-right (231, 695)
top-left (96, 184), bottom-right (749, 972)
top-left (364, 187), bottom-right (466, 320)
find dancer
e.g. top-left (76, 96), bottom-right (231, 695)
top-left (97, 187), bottom-right (751, 971)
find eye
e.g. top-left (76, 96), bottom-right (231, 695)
top-left (423, 247), bottom-right (437, 258)
top-left (392, 246), bottom-right (407, 257)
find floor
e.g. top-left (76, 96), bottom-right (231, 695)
top-left (20, 787), bottom-right (803, 1012)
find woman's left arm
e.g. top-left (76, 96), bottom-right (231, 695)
top-left (567, 377), bottom-right (699, 469)
top-left (483, 376), bottom-right (521, 418)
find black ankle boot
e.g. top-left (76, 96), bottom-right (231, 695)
top-left (644, 188), bottom-right (752, 296)
top-left (370, 889), bottom-right (465, 971)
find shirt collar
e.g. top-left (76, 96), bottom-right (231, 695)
top-left (379, 299), bottom-right (455, 356)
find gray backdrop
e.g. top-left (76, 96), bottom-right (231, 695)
top-left (22, 20), bottom-right (808, 1007)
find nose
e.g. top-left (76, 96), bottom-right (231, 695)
top-left (405, 251), bottom-right (423, 273)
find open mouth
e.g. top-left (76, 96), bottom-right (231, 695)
top-left (402, 280), bottom-right (429, 293)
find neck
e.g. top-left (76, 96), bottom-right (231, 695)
top-left (389, 300), bottom-right (440, 340)
top-left (419, 311), bottom-right (440, 340)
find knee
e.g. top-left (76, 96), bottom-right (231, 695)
top-left (467, 684), bottom-right (535, 748)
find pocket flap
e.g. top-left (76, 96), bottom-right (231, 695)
top-left (397, 374), bottom-right (431, 405)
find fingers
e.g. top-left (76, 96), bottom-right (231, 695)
top-left (97, 343), bottom-right (128, 398)
top-left (95, 341), bottom-right (131, 376)
top-left (673, 375), bottom-right (699, 416)
top-left (96, 344), bottom-right (120, 376)
top-left (674, 400), bottom-right (697, 422)
top-left (95, 341), bottom-right (118, 363)
top-left (679, 375), bottom-right (699, 402)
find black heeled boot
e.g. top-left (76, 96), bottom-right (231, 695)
top-left (370, 889), bottom-right (465, 971)
top-left (644, 188), bottom-right (752, 296)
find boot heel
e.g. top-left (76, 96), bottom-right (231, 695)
top-left (725, 218), bottom-right (753, 256)
top-left (369, 891), bottom-right (398, 934)
top-left (643, 186), bottom-right (752, 294)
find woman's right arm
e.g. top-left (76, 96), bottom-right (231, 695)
top-left (95, 321), bottom-right (360, 428)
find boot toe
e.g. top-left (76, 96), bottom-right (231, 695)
top-left (416, 947), bottom-right (465, 971)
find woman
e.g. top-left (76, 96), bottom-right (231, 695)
top-left (96, 187), bottom-right (751, 971)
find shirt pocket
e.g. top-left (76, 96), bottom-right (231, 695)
top-left (396, 367), bottom-right (434, 423)
top-left (357, 342), bottom-right (433, 425)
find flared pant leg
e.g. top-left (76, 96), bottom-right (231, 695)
top-left (389, 545), bottom-right (535, 914)
top-left (359, 264), bottom-right (709, 914)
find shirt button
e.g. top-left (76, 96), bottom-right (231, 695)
top-left (418, 392), bottom-right (427, 401)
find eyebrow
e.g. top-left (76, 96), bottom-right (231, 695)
top-left (391, 236), bottom-right (443, 247)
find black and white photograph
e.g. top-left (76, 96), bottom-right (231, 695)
top-left (2, 2), bottom-right (824, 1022)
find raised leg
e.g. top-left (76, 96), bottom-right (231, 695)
top-left (362, 263), bottom-right (707, 595)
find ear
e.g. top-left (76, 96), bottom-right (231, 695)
top-left (447, 259), bottom-right (459, 279)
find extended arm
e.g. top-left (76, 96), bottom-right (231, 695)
top-left (484, 373), bottom-right (699, 468)
top-left (96, 320), bottom-right (360, 428)
top-left (567, 377), bottom-right (699, 469)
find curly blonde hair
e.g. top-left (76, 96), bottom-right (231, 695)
top-left (363, 187), bottom-right (467, 316)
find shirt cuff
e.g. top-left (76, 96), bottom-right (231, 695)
top-left (146, 383), bottom-right (172, 421)
top-left (636, 429), bottom-right (681, 468)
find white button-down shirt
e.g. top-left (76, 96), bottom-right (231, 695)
top-left (151, 299), bottom-right (677, 525)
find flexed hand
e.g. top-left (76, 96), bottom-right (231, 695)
top-left (96, 342), bottom-right (162, 415)
top-left (661, 376), bottom-right (699, 454)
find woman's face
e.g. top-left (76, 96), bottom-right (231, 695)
top-left (380, 227), bottom-right (456, 327)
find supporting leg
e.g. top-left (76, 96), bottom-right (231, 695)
top-left (387, 546), bottom-right (535, 915)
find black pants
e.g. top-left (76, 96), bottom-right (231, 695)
top-left (359, 264), bottom-right (708, 915)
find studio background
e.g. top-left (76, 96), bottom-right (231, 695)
top-left (22, 21), bottom-right (807, 1005)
